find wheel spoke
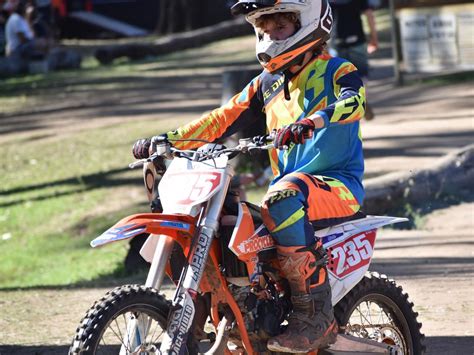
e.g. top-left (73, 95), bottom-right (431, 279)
top-left (123, 313), bottom-right (132, 352)
top-left (100, 335), bottom-right (107, 347)
top-left (346, 299), bottom-right (409, 353)
top-left (366, 301), bottom-right (374, 327)
top-left (149, 319), bottom-right (164, 345)
top-left (107, 317), bottom-right (129, 351)
top-left (354, 304), bottom-right (374, 326)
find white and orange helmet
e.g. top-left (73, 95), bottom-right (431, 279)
top-left (231, 0), bottom-right (333, 73)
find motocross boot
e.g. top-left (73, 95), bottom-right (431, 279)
top-left (267, 241), bottom-right (338, 353)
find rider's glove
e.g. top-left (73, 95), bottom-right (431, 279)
top-left (132, 138), bottom-right (151, 159)
top-left (274, 118), bottom-right (316, 149)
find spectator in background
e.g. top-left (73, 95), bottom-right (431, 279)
top-left (329, 0), bottom-right (378, 120)
top-left (33, 0), bottom-right (51, 28)
top-left (25, 2), bottom-right (53, 47)
top-left (4, 0), bottom-right (47, 59)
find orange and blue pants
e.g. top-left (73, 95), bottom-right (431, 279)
top-left (261, 172), bottom-right (361, 247)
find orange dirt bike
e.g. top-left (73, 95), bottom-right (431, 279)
top-left (70, 135), bottom-right (425, 355)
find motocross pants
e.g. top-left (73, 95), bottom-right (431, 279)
top-left (261, 172), bottom-right (361, 248)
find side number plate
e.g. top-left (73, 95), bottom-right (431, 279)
top-left (327, 230), bottom-right (376, 279)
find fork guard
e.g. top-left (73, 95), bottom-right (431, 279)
top-left (90, 213), bottom-right (196, 249)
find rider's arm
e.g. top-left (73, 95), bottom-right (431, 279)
top-left (307, 61), bottom-right (366, 129)
top-left (166, 76), bottom-right (265, 150)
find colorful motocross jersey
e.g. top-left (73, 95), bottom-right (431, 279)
top-left (167, 53), bottom-right (366, 203)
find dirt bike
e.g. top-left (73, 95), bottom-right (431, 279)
top-left (70, 135), bottom-right (426, 355)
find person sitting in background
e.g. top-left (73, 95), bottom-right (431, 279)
top-left (25, 3), bottom-right (53, 48)
top-left (4, 0), bottom-right (47, 59)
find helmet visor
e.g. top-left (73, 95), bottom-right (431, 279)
top-left (231, 0), bottom-right (278, 16)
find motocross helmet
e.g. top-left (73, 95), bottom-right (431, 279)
top-left (231, 0), bottom-right (333, 73)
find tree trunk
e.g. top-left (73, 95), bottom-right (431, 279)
top-left (363, 145), bottom-right (474, 214)
top-left (155, 0), bottom-right (169, 34)
top-left (181, 0), bottom-right (193, 32)
top-left (96, 17), bottom-right (252, 64)
top-left (167, 0), bottom-right (179, 34)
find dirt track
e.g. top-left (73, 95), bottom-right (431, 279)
top-left (0, 203), bottom-right (472, 354)
top-left (0, 38), bottom-right (473, 354)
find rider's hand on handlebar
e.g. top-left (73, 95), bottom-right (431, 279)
top-left (133, 134), bottom-right (170, 160)
top-left (274, 118), bottom-right (316, 149)
top-left (253, 134), bottom-right (273, 146)
top-left (132, 138), bottom-right (151, 159)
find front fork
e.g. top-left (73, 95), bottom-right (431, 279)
top-left (122, 171), bottom-right (231, 355)
top-left (160, 172), bottom-right (230, 354)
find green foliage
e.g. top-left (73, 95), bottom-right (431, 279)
top-left (401, 203), bottom-right (425, 229)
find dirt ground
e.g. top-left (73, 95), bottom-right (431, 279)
top-left (0, 39), bottom-right (473, 354)
top-left (0, 203), bottom-right (472, 354)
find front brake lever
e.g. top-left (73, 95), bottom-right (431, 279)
top-left (129, 159), bottom-right (146, 169)
top-left (128, 152), bottom-right (161, 169)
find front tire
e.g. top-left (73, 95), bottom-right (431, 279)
top-left (334, 272), bottom-right (426, 355)
top-left (69, 284), bottom-right (170, 355)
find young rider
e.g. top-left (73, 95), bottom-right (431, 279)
top-left (132, 0), bottom-right (366, 352)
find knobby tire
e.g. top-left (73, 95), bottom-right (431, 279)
top-left (69, 284), bottom-right (170, 355)
top-left (334, 271), bottom-right (426, 355)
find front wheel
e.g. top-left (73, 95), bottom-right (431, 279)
top-left (334, 272), bottom-right (426, 355)
top-left (69, 284), bottom-right (170, 355)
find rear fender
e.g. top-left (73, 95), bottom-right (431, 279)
top-left (90, 213), bottom-right (196, 251)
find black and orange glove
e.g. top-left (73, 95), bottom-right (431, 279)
top-left (132, 138), bottom-right (151, 159)
top-left (274, 118), bottom-right (316, 149)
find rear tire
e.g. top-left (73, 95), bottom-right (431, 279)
top-left (69, 284), bottom-right (170, 354)
top-left (334, 272), bottom-right (426, 355)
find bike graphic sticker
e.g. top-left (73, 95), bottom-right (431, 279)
top-left (161, 171), bottom-right (222, 205)
top-left (327, 230), bottom-right (376, 279)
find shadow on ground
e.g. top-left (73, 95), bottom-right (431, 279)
top-left (0, 167), bottom-right (141, 208)
top-left (371, 256), bottom-right (473, 278)
top-left (0, 72), bottom-right (223, 136)
top-left (0, 263), bottom-right (154, 292)
top-left (363, 130), bottom-right (474, 159)
top-left (1, 336), bottom-right (472, 354)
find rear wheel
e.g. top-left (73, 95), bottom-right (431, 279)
top-left (69, 284), bottom-right (170, 354)
top-left (334, 272), bottom-right (426, 355)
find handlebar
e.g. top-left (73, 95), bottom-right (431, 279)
top-left (129, 133), bottom-right (276, 169)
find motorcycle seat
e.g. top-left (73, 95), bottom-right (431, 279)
top-left (312, 211), bottom-right (367, 231)
top-left (222, 190), bottom-right (366, 231)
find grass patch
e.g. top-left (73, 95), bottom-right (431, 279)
top-left (0, 34), bottom-right (258, 289)
top-left (0, 117), bottom-right (185, 288)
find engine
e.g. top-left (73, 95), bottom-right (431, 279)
top-left (227, 279), bottom-right (291, 351)
top-left (219, 191), bottom-right (291, 349)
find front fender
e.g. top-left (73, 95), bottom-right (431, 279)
top-left (90, 213), bottom-right (196, 248)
